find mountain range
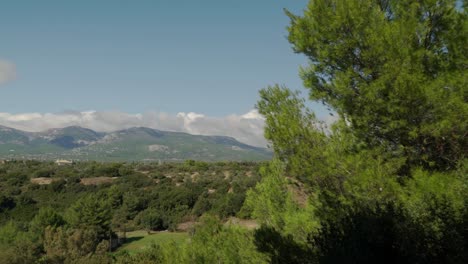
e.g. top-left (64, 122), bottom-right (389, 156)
top-left (0, 125), bottom-right (271, 161)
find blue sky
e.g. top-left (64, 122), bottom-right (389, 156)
top-left (0, 0), bottom-right (317, 116)
top-left (0, 0), bottom-right (336, 146)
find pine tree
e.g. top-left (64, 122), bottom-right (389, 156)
top-left (287, 0), bottom-right (467, 171)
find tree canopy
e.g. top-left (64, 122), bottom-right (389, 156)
top-left (287, 0), bottom-right (467, 171)
top-left (251, 0), bottom-right (467, 262)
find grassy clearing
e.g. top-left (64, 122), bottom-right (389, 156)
top-left (116, 230), bottom-right (189, 253)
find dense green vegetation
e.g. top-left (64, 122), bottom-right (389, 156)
top-left (0, 160), bottom-right (262, 263)
top-left (1, 0), bottom-right (466, 263)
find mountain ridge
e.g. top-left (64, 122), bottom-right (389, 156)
top-left (0, 125), bottom-right (271, 161)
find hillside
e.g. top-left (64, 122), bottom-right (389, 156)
top-left (0, 125), bottom-right (271, 161)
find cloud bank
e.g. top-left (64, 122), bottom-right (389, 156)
top-left (0, 110), bottom-right (268, 147)
top-left (0, 60), bottom-right (16, 85)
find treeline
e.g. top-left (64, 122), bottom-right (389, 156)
top-left (0, 160), bottom-right (262, 263)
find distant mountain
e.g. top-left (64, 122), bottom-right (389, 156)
top-left (0, 125), bottom-right (271, 161)
top-left (38, 126), bottom-right (105, 149)
top-left (0, 125), bottom-right (31, 144)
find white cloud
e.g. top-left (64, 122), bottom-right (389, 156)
top-left (0, 109), bottom-right (338, 148)
top-left (241, 109), bottom-right (264, 120)
top-left (0, 60), bottom-right (16, 85)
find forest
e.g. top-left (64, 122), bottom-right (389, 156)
top-left (1, 0), bottom-right (467, 263)
top-left (0, 160), bottom-right (263, 263)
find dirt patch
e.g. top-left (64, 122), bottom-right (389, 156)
top-left (80, 177), bottom-right (117, 185)
top-left (148, 144), bottom-right (169, 152)
top-left (286, 177), bottom-right (309, 207)
top-left (225, 217), bottom-right (259, 230)
top-left (289, 186), bottom-right (308, 207)
top-left (31, 177), bottom-right (57, 185)
top-left (190, 172), bottom-right (199, 181)
top-left (176, 221), bottom-right (197, 232)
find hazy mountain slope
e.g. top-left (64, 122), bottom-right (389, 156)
top-left (0, 126), bottom-right (271, 161)
top-left (38, 126), bottom-right (105, 149)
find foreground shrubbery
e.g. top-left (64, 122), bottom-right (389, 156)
top-left (0, 161), bottom-right (262, 263)
top-left (116, 215), bottom-right (268, 264)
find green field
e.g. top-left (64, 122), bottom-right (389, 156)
top-left (117, 231), bottom-right (189, 253)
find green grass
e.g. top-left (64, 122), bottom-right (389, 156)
top-left (116, 230), bottom-right (189, 253)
